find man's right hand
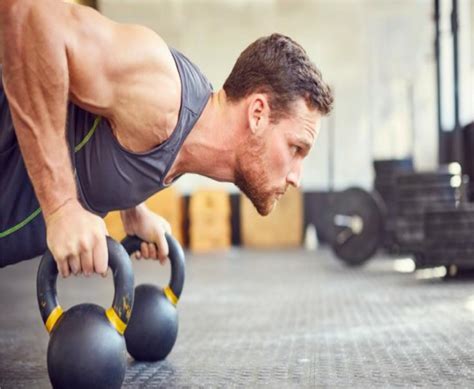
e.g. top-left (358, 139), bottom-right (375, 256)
top-left (45, 200), bottom-right (109, 278)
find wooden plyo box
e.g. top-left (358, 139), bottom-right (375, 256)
top-left (104, 187), bottom-right (184, 245)
top-left (189, 189), bottom-right (231, 253)
top-left (240, 187), bottom-right (303, 248)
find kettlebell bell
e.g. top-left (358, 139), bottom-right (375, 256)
top-left (37, 237), bottom-right (135, 389)
top-left (122, 233), bottom-right (185, 361)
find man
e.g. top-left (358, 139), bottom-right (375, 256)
top-left (0, 0), bottom-right (333, 277)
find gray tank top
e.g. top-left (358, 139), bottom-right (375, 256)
top-left (67, 47), bottom-right (212, 215)
top-left (0, 47), bottom-right (210, 262)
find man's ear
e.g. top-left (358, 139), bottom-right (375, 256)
top-left (247, 93), bottom-right (271, 135)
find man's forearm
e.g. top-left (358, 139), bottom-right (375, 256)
top-left (16, 128), bottom-right (77, 219)
top-left (1, 1), bottom-right (78, 219)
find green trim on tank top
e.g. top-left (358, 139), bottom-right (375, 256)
top-left (0, 116), bottom-right (102, 238)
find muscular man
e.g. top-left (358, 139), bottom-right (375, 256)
top-left (0, 0), bottom-right (333, 277)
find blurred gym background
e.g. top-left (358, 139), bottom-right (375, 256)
top-left (66, 0), bottom-right (473, 260)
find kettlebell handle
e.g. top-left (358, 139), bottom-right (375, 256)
top-left (121, 233), bottom-right (185, 304)
top-left (36, 237), bottom-right (135, 335)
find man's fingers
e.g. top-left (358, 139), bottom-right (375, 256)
top-left (45, 205), bottom-right (111, 278)
top-left (57, 259), bottom-right (70, 278)
top-left (68, 254), bottom-right (81, 276)
top-left (155, 233), bottom-right (169, 262)
top-left (133, 251), bottom-right (142, 260)
top-left (93, 236), bottom-right (108, 275)
top-left (140, 242), bottom-right (149, 258)
top-left (147, 242), bottom-right (157, 259)
top-left (137, 238), bottom-right (167, 262)
top-left (81, 250), bottom-right (93, 277)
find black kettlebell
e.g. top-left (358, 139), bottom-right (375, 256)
top-left (122, 233), bottom-right (185, 361)
top-left (37, 237), bottom-right (135, 389)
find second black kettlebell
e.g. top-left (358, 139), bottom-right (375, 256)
top-left (122, 233), bottom-right (185, 361)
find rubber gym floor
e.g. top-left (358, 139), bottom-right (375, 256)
top-left (0, 247), bottom-right (473, 388)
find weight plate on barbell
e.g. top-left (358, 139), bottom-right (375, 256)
top-left (330, 187), bottom-right (385, 266)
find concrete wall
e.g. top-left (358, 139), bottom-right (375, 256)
top-left (98, 0), bottom-right (471, 194)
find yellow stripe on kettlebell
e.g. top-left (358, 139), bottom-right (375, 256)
top-left (164, 286), bottom-right (178, 306)
top-left (45, 306), bottom-right (64, 333)
top-left (106, 307), bottom-right (127, 335)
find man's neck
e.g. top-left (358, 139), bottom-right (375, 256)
top-left (164, 89), bottom-right (243, 185)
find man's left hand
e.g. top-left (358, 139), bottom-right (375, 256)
top-left (120, 204), bottom-right (172, 264)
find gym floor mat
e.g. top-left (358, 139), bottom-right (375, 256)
top-left (1, 248), bottom-right (473, 388)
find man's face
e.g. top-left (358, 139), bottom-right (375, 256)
top-left (235, 98), bottom-right (321, 215)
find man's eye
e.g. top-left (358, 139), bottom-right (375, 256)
top-left (292, 146), bottom-right (300, 155)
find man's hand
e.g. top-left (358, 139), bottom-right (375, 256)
top-left (45, 199), bottom-right (109, 278)
top-left (120, 204), bottom-right (172, 264)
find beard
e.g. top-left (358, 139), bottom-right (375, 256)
top-left (234, 140), bottom-right (277, 216)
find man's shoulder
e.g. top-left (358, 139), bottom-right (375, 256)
top-left (168, 47), bottom-right (213, 101)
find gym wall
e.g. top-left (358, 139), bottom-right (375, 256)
top-left (98, 0), bottom-right (472, 194)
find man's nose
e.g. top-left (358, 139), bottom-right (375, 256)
top-left (286, 162), bottom-right (302, 188)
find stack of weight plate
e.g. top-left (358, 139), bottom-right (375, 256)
top-left (373, 158), bottom-right (414, 253)
top-left (394, 163), bottom-right (466, 254)
top-left (417, 205), bottom-right (474, 270)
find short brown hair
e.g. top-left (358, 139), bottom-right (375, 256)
top-left (223, 33), bottom-right (334, 122)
